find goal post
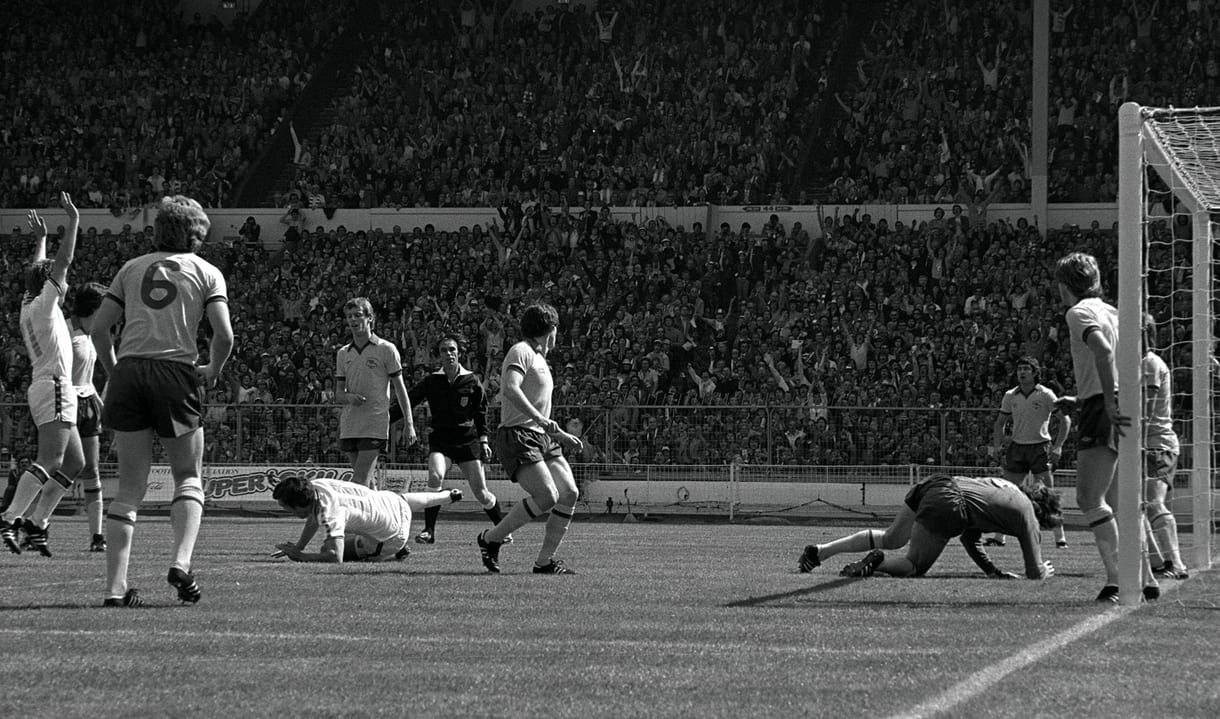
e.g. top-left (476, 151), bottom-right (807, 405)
top-left (1117, 102), bottom-right (1217, 605)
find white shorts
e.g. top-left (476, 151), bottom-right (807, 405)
top-left (350, 534), bottom-right (411, 562)
top-left (27, 376), bottom-right (77, 427)
top-left (350, 496), bottom-right (412, 562)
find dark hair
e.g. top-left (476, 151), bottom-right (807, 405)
top-left (272, 476), bottom-right (314, 509)
top-left (155, 195), bottom-right (210, 253)
top-left (23, 259), bottom-right (52, 297)
top-left (436, 334), bottom-right (465, 354)
top-left (1025, 484), bottom-right (1064, 530)
top-left (520, 303), bottom-right (559, 339)
top-left (1015, 356), bottom-right (1041, 380)
top-left (72, 282), bottom-right (108, 318)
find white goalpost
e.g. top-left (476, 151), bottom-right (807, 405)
top-left (1117, 102), bottom-right (1218, 605)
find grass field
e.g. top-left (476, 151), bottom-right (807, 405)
top-left (2, 514), bottom-right (1218, 719)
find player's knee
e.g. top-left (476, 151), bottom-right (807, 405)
top-left (77, 466), bottom-right (101, 492)
top-left (473, 488), bottom-right (496, 509)
top-left (1082, 504), bottom-right (1114, 529)
top-left (173, 477), bottom-right (205, 508)
top-left (426, 469), bottom-right (446, 488)
top-left (555, 486), bottom-right (578, 508)
top-left (106, 501), bottom-right (139, 525)
top-left (1144, 500), bottom-right (1169, 519)
top-left (876, 529), bottom-right (905, 550)
top-left (532, 489), bottom-right (559, 514)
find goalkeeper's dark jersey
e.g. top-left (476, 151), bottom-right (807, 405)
top-left (906, 475), bottom-right (1045, 578)
top-left (408, 369), bottom-right (488, 444)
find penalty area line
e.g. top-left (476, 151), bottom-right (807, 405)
top-left (884, 606), bottom-right (1136, 719)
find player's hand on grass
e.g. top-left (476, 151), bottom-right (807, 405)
top-left (275, 543), bottom-right (304, 561)
top-left (1040, 560), bottom-right (1055, 578)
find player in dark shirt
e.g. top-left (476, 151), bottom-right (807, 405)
top-left (394, 335), bottom-right (503, 544)
top-left (798, 475), bottom-right (1060, 580)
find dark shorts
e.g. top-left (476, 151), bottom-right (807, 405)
top-left (77, 394), bottom-right (104, 438)
top-left (1003, 441), bottom-right (1051, 475)
top-left (1075, 395), bottom-right (1119, 452)
top-left (430, 436), bottom-right (482, 464)
top-left (495, 425), bottom-right (562, 482)
top-left (1144, 448), bottom-right (1179, 487)
top-left (102, 358), bottom-right (202, 438)
top-left (905, 477), bottom-right (968, 538)
top-left (340, 437), bottom-right (387, 453)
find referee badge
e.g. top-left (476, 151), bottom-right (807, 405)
top-left (460, 396), bottom-right (469, 407)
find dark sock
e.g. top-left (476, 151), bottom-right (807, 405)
top-left (424, 505), bottom-right (440, 534)
top-left (484, 500), bottom-right (503, 524)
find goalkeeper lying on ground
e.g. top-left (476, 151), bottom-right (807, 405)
top-left (798, 475), bottom-right (1061, 579)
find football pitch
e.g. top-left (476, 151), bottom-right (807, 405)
top-left (2, 516), bottom-right (1217, 719)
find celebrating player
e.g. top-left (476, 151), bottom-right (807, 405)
top-left (273, 476), bottom-right (462, 563)
top-left (399, 335), bottom-right (504, 545)
top-left (797, 474), bottom-right (1060, 580)
top-left (335, 297), bottom-right (417, 488)
top-left (91, 195), bottom-right (234, 608)
top-left (0, 194), bottom-right (85, 558)
top-left (477, 303), bottom-right (584, 574)
top-left (985, 357), bottom-right (1071, 548)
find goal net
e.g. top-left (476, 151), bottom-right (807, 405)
top-left (1117, 103), bottom-right (1218, 604)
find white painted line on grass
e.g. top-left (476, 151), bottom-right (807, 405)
top-left (885, 606), bottom-right (1137, 719)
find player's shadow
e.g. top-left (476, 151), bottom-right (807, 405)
top-left (328, 568), bottom-right (488, 577)
top-left (0, 603), bottom-right (192, 611)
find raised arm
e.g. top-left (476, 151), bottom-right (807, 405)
top-left (49, 192), bottom-right (80, 286)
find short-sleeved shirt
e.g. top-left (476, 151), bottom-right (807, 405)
top-left (311, 478), bottom-right (407, 543)
top-left (71, 326), bottom-right (98, 398)
top-left (335, 334), bottom-right (403, 440)
top-left (1141, 351), bottom-right (1178, 453)
top-left (498, 341), bottom-right (552, 431)
top-left (21, 279), bottom-right (72, 382)
top-left (106, 251), bottom-right (228, 365)
top-left (999, 383), bottom-right (1058, 444)
top-left (1064, 297), bottom-right (1117, 400)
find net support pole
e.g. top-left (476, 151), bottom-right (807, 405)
top-left (1191, 212), bottom-right (1214, 570)
top-left (1116, 102), bottom-right (1145, 606)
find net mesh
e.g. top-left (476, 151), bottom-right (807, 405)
top-left (1142, 107), bottom-right (1220, 212)
top-left (1139, 106), bottom-right (1219, 566)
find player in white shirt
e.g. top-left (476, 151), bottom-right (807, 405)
top-left (986, 357), bottom-right (1071, 548)
top-left (272, 477), bottom-right (460, 563)
top-left (19, 283), bottom-right (110, 554)
top-left (1140, 314), bottom-right (1187, 580)
top-left (1, 193), bottom-right (84, 558)
top-left (1051, 252), bottom-right (1156, 603)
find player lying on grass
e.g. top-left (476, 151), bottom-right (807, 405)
top-left (798, 474), bottom-right (1061, 580)
top-left (272, 476), bottom-right (461, 563)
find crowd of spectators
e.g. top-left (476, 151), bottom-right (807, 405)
top-left (818, 0), bottom-right (1220, 205)
top-left (281, 0), bottom-right (836, 210)
top-left (0, 0), bottom-right (350, 211)
top-left (1, 1), bottom-right (1210, 474)
top-left (3, 197), bottom-right (1153, 473)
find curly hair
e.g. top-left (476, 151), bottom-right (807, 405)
top-left (155, 195), bottom-right (210, 253)
top-left (1024, 484), bottom-right (1064, 530)
top-left (71, 282), bottom-right (108, 319)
